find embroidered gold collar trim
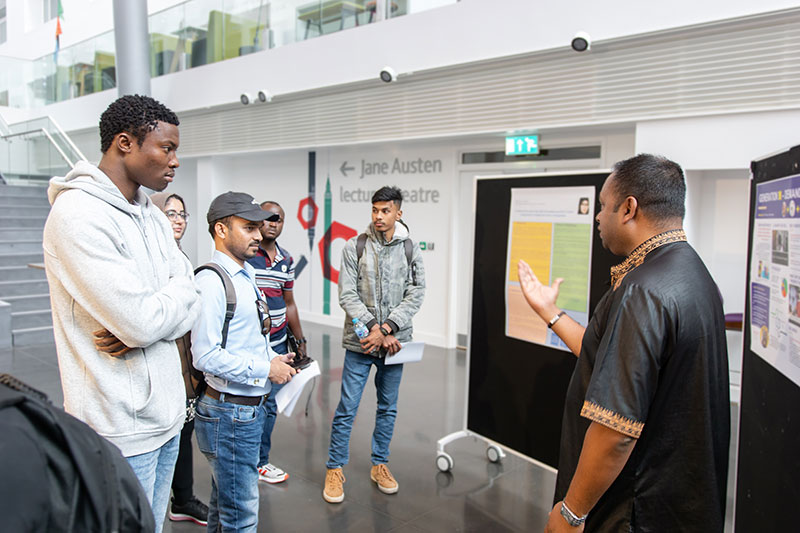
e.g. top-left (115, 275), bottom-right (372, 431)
top-left (610, 229), bottom-right (686, 289)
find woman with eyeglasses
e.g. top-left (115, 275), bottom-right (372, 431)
top-left (151, 192), bottom-right (190, 246)
top-left (149, 191), bottom-right (209, 527)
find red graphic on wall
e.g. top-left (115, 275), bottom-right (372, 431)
top-left (318, 221), bottom-right (357, 284)
top-left (297, 196), bottom-right (318, 230)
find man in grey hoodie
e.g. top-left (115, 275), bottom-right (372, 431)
top-left (43, 95), bottom-right (201, 533)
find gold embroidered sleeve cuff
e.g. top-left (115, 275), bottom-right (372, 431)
top-left (581, 401), bottom-right (644, 438)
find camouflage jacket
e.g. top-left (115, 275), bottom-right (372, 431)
top-left (338, 220), bottom-right (426, 354)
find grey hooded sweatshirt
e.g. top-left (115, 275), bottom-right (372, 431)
top-left (43, 161), bottom-right (201, 457)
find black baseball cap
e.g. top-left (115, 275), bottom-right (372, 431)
top-left (206, 191), bottom-right (281, 223)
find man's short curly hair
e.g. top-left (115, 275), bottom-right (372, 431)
top-left (99, 94), bottom-right (179, 153)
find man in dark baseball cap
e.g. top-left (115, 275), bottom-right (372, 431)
top-left (194, 190), bottom-right (297, 530)
top-left (206, 191), bottom-right (280, 224)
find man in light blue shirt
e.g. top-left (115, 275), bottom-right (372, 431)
top-left (192, 191), bottom-right (296, 532)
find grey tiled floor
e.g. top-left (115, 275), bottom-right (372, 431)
top-left (1, 322), bottom-right (738, 532)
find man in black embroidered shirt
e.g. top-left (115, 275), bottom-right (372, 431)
top-left (518, 154), bottom-right (729, 532)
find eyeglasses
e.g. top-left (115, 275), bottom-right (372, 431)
top-left (255, 298), bottom-right (272, 336)
top-left (165, 210), bottom-right (190, 221)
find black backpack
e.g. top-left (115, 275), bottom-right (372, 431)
top-left (0, 374), bottom-right (155, 533)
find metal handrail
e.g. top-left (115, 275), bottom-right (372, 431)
top-left (1, 128), bottom-right (50, 139)
top-left (48, 116), bottom-right (87, 163)
top-left (39, 129), bottom-right (76, 168)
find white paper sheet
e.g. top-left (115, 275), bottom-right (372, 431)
top-left (384, 342), bottom-right (425, 365)
top-left (275, 360), bottom-right (320, 416)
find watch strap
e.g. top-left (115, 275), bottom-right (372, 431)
top-left (548, 311), bottom-right (566, 329)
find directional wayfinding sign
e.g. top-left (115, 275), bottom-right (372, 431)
top-left (505, 135), bottom-right (539, 155)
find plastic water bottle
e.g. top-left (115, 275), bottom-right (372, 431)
top-left (352, 318), bottom-right (369, 339)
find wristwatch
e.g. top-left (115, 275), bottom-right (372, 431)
top-left (560, 500), bottom-right (587, 527)
top-left (379, 325), bottom-right (391, 336)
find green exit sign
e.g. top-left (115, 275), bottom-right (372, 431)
top-left (505, 135), bottom-right (539, 155)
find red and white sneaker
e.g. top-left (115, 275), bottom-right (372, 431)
top-left (258, 463), bottom-right (289, 484)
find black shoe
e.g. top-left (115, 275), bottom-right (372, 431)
top-left (168, 496), bottom-right (209, 526)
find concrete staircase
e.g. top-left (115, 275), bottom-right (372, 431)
top-left (0, 184), bottom-right (53, 347)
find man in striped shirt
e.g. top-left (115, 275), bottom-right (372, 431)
top-left (246, 201), bottom-right (307, 484)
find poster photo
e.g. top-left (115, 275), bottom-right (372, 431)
top-left (504, 186), bottom-right (595, 352)
top-left (750, 174), bottom-right (800, 387)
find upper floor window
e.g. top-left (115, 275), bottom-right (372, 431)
top-left (42, 0), bottom-right (58, 22)
top-left (0, 1), bottom-right (7, 45)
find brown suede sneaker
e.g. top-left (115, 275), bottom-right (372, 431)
top-left (323, 467), bottom-right (345, 503)
top-left (370, 464), bottom-right (398, 494)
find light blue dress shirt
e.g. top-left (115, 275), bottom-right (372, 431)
top-left (191, 250), bottom-right (278, 396)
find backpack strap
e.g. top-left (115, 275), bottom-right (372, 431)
top-left (356, 233), bottom-right (368, 261)
top-left (357, 232), bottom-right (417, 285)
top-left (404, 238), bottom-right (417, 286)
top-left (195, 263), bottom-right (237, 348)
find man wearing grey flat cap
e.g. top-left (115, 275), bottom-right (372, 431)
top-left (191, 191), bottom-right (296, 532)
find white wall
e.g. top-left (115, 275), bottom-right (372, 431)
top-left (636, 110), bottom-right (800, 171)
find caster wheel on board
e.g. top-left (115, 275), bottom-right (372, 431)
top-left (436, 452), bottom-right (454, 472)
top-left (486, 445), bottom-right (504, 463)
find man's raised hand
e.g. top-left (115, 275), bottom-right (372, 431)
top-left (517, 260), bottom-right (563, 316)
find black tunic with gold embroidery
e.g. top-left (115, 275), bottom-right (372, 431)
top-left (554, 236), bottom-right (730, 532)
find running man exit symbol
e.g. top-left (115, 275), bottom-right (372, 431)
top-left (505, 135), bottom-right (539, 155)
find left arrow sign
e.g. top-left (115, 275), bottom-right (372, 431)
top-left (340, 161), bottom-right (355, 177)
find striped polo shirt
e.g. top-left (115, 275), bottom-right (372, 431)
top-left (246, 242), bottom-right (294, 349)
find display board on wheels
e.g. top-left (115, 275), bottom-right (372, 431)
top-left (437, 171), bottom-right (617, 471)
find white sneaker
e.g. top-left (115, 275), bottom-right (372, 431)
top-left (258, 463), bottom-right (289, 484)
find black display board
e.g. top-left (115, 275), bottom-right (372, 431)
top-left (735, 145), bottom-right (800, 530)
top-left (467, 172), bottom-right (617, 468)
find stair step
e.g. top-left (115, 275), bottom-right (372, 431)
top-left (12, 309), bottom-right (52, 329)
top-left (0, 279), bottom-right (49, 297)
top-left (0, 241), bottom-right (44, 253)
top-left (0, 184), bottom-right (49, 197)
top-left (0, 265), bottom-right (47, 281)
top-left (0, 228), bottom-right (45, 241)
top-left (0, 216), bottom-right (48, 229)
top-left (0, 293), bottom-right (51, 311)
top-left (0, 195), bottom-right (50, 207)
top-left (0, 252), bottom-right (45, 267)
top-left (1, 206), bottom-right (51, 217)
top-left (12, 325), bottom-right (54, 346)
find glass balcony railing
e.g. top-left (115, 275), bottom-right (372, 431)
top-left (0, 0), bottom-right (458, 109)
top-left (0, 114), bottom-right (86, 185)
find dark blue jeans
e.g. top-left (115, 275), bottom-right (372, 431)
top-left (258, 339), bottom-right (287, 467)
top-left (327, 349), bottom-right (404, 468)
top-left (195, 392), bottom-right (267, 532)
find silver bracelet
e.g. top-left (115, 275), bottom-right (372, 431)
top-left (560, 500), bottom-right (587, 527)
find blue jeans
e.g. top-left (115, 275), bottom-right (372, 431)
top-left (327, 349), bottom-right (404, 468)
top-left (194, 392), bottom-right (267, 533)
top-left (126, 433), bottom-right (180, 533)
top-left (259, 339), bottom-right (287, 467)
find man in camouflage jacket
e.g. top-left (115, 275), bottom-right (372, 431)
top-left (322, 185), bottom-right (425, 504)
